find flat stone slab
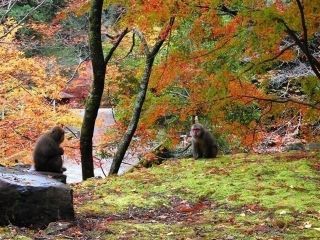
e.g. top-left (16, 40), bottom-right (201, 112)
top-left (0, 166), bottom-right (74, 228)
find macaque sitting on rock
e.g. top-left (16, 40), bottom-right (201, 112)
top-left (33, 126), bottom-right (66, 173)
top-left (190, 123), bottom-right (218, 159)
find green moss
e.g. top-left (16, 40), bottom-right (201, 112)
top-left (77, 153), bottom-right (320, 214)
top-left (73, 153), bottom-right (320, 239)
top-left (2, 153), bottom-right (318, 239)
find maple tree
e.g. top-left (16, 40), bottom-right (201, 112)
top-left (106, 0), bottom-right (320, 152)
top-left (0, 19), bottom-right (77, 164)
top-left (73, 0), bottom-right (320, 167)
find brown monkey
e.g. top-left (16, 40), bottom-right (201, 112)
top-left (33, 126), bottom-right (66, 173)
top-left (190, 123), bottom-right (218, 159)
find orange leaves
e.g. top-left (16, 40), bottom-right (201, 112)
top-left (277, 49), bottom-right (295, 62)
top-left (275, 0), bottom-right (286, 12)
top-left (144, 104), bottom-right (170, 127)
top-left (30, 23), bottom-right (60, 38)
top-left (142, 0), bottom-right (166, 13)
top-left (55, 0), bottom-right (90, 18)
top-left (189, 18), bottom-right (207, 46)
top-left (212, 16), bottom-right (243, 39)
top-left (228, 80), bottom-right (264, 101)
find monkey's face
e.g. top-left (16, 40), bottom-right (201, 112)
top-left (191, 124), bottom-right (203, 139)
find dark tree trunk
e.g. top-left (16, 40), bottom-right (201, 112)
top-left (80, 0), bottom-right (128, 180)
top-left (109, 17), bottom-right (175, 175)
top-left (80, 0), bottom-right (105, 181)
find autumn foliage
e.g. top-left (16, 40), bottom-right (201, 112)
top-left (0, 20), bottom-right (77, 163)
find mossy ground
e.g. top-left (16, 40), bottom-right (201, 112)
top-left (1, 152), bottom-right (320, 239)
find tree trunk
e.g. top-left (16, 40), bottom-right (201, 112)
top-left (80, 0), bottom-right (106, 180)
top-left (80, 1), bottom-right (128, 181)
top-left (109, 17), bottom-right (175, 175)
top-left (108, 55), bottom-right (156, 174)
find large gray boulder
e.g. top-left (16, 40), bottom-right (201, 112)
top-left (0, 166), bottom-right (74, 228)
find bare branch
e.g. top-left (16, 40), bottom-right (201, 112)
top-left (151, 17), bottom-right (175, 56)
top-left (0, 0), bottom-right (18, 23)
top-left (123, 32), bottom-right (135, 58)
top-left (239, 95), bottom-right (320, 110)
top-left (294, 0), bottom-right (320, 73)
top-left (275, 17), bottom-right (320, 79)
top-left (295, 0), bottom-right (308, 47)
top-left (0, 0), bottom-right (47, 40)
top-left (167, 90), bottom-right (189, 99)
top-left (66, 56), bottom-right (89, 84)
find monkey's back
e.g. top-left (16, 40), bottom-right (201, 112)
top-left (33, 135), bottom-right (60, 170)
top-left (199, 131), bottom-right (218, 158)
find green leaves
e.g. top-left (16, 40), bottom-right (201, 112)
top-left (225, 102), bottom-right (261, 125)
top-left (302, 76), bottom-right (320, 102)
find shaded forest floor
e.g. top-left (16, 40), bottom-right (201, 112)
top-left (1, 152), bottom-right (320, 239)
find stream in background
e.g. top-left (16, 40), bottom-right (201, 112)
top-left (64, 108), bottom-right (140, 183)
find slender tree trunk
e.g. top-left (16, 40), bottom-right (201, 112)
top-left (109, 54), bottom-right (156, 174)
top-left (80, 0), bottom-right (105, 180)
top-left (109, 17), bottom-right (175, 175)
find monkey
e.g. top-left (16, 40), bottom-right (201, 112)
top-left (33, 126), bottom-right (66, 173)
top-left (190, 123), bottom-right (218, 159)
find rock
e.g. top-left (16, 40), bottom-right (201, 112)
top-left (45, 221), bottom-right (72, 235)
top-left (0, 166), bottom-right (74, 228)
top-left (284, 142), bottom-right (305, 151)
top-left (306, 143), bottom-right (320, 151)
top-left (28, 165), bottom-right (67, 183)
top-left (35, 171), bottom-right (67, 184)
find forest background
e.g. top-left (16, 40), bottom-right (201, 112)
top-left (1, 0), bottom-right (320, 178)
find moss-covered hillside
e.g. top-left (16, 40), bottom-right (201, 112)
top-left (1, 152), bottom-right (320, 239)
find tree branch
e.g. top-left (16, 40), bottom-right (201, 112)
top-left (239, 95), bottom-right (320, 110)
top-left (124, 32), bottom-right (135, 58)
top-left (104, 28), bottom-right (129, 65)
top-left (295, 0), bottom-right (308, 49)
top-left (0, 0), bottom-right (18, 23)
top-left (244, 43), bottom-right (296, 73)
top-left (0, 0), bottom-right (47, 40)
top-left (218, 4), bottom-right (238, 16)
top-left (66, 56), bottom-right (89, 84)
top-left (294, 0), bottom-right (320, 73)
top-left (275, 16), bottom-right (320, 79)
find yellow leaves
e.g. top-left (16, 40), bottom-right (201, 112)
top-left (0, 29), bottom-right (71, 162)
top-left (0, 18), bottom-right (22, 42)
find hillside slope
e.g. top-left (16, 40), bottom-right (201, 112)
top-left (1, 152), bottom-right (320, 239)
